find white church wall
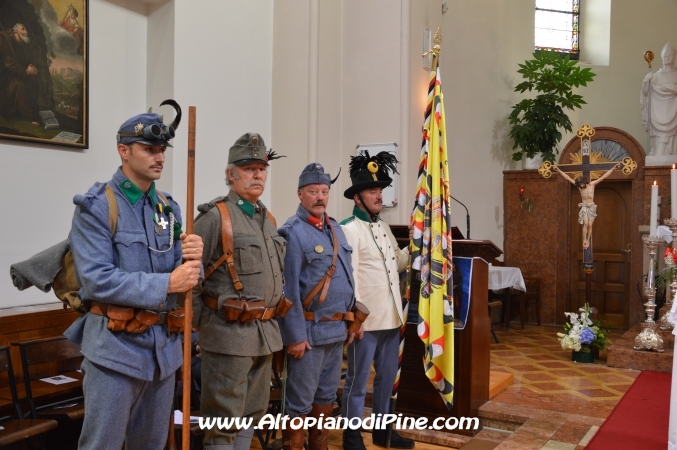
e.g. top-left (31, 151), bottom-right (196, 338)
top-left (0, 0), bottom-right (149, 308)
top-left (146, 0), bottom-right (175, 196)
top-left (271, 1), bottom-right (313, 222)
top-left (172, 0), bottom-right (274, 218)
top-left (438, 0), bottom-right (534, 249)
top-left (272, 1), bottom-right (412, 227)
top-left (567, 0), bottom-right (677, 152)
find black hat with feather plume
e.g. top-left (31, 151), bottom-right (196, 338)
top-left (343, 151), bottom-right (399, 199)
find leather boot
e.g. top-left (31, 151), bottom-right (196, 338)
top-left (342, 429), bottom-right (366, 450)
top-left (372, 429), bottom-right (415, 449)
top-left (307, 403), bottom-right (334, 450)
top-left (283, 415), bottom-right (306, 450)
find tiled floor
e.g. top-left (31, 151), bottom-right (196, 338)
top-left (252, 324), bottom-right (641, 450)
top-left (475, 324), bottom-right (639, 449)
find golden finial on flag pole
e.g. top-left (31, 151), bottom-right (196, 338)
top-left (423, 25), bottom-right (442, 58)
top-left (433, 25), bottom-right (442, 46)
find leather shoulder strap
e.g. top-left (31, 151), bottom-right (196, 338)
top-left (203, 202), bottom-right (243, 291)
top-left (104, 184), bottom-right (118, 236)
top-left (302, 218), bottom-right (339, 309)
top-left (266, 210), bottom-right (277, 228)
top-left (156, 190), bottom-right (169, 206)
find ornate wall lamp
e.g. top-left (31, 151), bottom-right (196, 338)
top-left (519, 186), bottom-right (534, 213)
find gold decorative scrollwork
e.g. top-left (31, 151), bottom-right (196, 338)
top-left (576, 124), bottom-right (595, 139)
top-left (622, 157), bottom-right (638, 175)
top-left (538, 161), bottom-right (553, 178)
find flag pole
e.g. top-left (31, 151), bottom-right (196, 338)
top-left (385, 37), bottom-right (442, 448)
top-left (182, 106), bottom-right (197, 449)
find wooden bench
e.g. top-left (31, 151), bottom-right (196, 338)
top-left (0, 345), bottom-right (57, 449)
top-left (11, 336), bottom-right (84, 421)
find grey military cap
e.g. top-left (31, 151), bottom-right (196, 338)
top-left (298, 163), bottom-right (334, 189)
top-left (228, 133), bottom-right (269, 166)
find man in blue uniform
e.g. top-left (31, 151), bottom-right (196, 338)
top-left (64, 105), bottom-right (203, 450)
top-left (278, 163), bottom-right (356, 450)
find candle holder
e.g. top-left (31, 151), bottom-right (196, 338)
top-left (659, 218), bottom-right (677, 330)
top-left (635, 235), bottom-right (665, 352)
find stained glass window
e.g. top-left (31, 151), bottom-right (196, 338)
top-left (535, 0), bottom-right (579, 59)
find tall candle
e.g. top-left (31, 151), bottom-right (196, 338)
top-left (672, 164), bottom-right (677, 218)
top-left (650, 181), bottom-right (659, 236)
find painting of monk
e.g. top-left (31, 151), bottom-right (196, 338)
top-left (0, 0), bottom-right (87, 148)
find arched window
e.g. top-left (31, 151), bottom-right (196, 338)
top-left (535, 0), bottom-right (580, 59)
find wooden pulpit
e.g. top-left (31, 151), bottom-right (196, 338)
top-left (390, 226), bottom-right (492, 436)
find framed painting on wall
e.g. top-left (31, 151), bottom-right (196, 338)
top-left (0, 0), bottom-right (88, 148)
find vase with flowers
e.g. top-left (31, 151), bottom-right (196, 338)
top-left (557, 303), bottom-right (610, 363)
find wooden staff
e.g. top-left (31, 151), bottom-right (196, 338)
top-left (182, 106), bottom-right (197, 449)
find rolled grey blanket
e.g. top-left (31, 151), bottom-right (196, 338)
top-left (10, 240), bottom-right (68, 292)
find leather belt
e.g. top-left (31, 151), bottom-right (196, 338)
top-left (303, 311), bottom-right (355, 322)
top-left (89, 301), bottom-right (168, 325)
top-left (204, 296), bottom-right (277, 322)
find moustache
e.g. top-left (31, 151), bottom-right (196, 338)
top-left (245, 180), bottom-right (265, 188)
top-left (312, 202), bottom-right (326, 207)
top-left (150, 164), bottom-right (163, 170)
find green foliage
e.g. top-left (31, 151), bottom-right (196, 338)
top-left (508, 51), bottom-right (596, 163)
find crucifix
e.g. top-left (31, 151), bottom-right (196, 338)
top-left (538, 124), bottom-right (637, 306)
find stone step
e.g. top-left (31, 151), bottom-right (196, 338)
top-left (606, 324), bottom-right (673, 372)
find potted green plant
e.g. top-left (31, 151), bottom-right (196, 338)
top-left (508, 50), bottom-right (596, 165)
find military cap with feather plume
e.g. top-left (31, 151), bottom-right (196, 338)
top-left (343, 151), bottom-right (399, 199)
top-left (228, 132), bottom-right (285, 166)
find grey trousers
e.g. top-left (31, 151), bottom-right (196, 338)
top-left (341, 328), bottom-right (399, 420)
top-left (285, 341), bottom-right (343, 417)
top-left (77, 358), bottom-right (175, 450)
top-left (201, 349), bottom-right (272, 446)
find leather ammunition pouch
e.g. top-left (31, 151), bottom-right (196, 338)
top-left (89, 301), bottom-right (183, 334)
top-left (346, 301), bottom-right (370, 334)
top-left (204, 295), bottom-right (292, 324)
top-left (166, 309), bottom-right (186, 334)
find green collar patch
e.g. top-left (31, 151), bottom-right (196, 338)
top-left (352, 205), bottom-right (378, 223)
top-left (234, 196), bottom-right (256, 217)
top-left (119, 179), bottom-right (156, 206)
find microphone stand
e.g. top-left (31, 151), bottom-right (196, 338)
top-left (451, 196), bottom-right (470, 239)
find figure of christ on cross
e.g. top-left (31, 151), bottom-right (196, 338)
top-left (553, 162), bottom-right (621, 250)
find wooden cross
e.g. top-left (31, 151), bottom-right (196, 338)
top-left (538, 124), bottom-right (637, 306)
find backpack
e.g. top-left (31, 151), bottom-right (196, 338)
top-left (52, 184), bottom-right (168, 313)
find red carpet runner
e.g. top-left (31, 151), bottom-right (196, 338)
top-left (586, 370), bottom-right (669, 449)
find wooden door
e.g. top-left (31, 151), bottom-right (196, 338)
top-left (570, 181), bottom-right (632, 329)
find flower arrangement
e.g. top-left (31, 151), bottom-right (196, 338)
top-left (557, 303), bottom-right (610, 353)
top-left (658, 247), bottom-right (677, 288)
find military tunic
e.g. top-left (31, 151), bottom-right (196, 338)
top-left (193, 189), bottom-right (285, 446)
top-left (277, 205), bottom-right (355, 417)
top-left (340, 206), bottom-right (409, 421)
top-left (65, 167), bottom-right (184, 450)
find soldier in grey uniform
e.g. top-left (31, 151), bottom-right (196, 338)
top-left (193, 133), bottom-right (288, 450)
top-left (278, 163), bottom-right (357, 450)
top-left (65, 105), bottom-right (203, 450)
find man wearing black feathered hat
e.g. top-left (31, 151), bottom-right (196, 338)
top-left (340, 151), bottom-right (415, 450)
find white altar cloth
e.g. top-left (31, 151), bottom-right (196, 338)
top-left (488, 265), bottom-right (526, 292)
